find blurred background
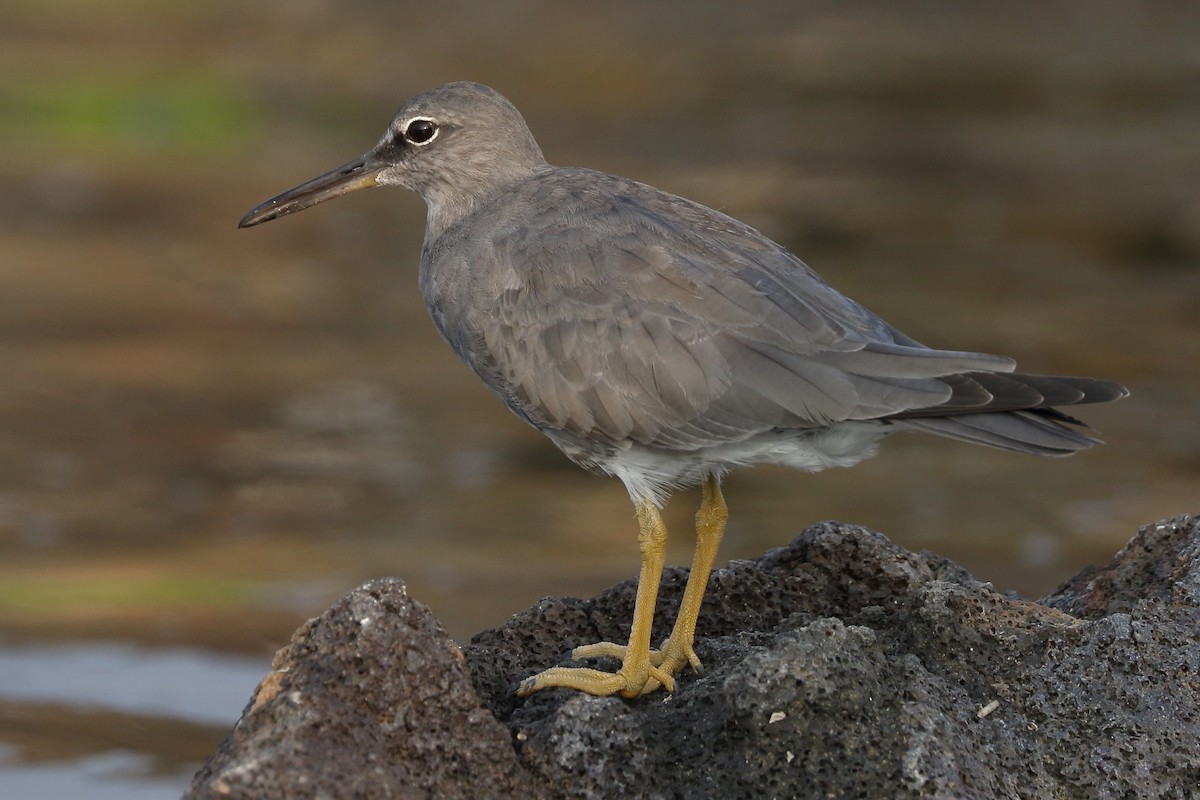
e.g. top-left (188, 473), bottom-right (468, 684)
top-left (1, 1), bottom-right (1197, 796)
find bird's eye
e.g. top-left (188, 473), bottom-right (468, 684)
top-left (403, 118), bottom-right (439, 145)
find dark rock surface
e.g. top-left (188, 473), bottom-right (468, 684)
top-left (184, 579), bottom-right (542, 800)
top-left (185, 515), bottom-right (1200, 799)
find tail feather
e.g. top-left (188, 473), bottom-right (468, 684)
top-left (889, 372), bottom-right (1126, 418)
top-left (887, 371), bottom-right (1127, 455)
top-left (896, 410), bottom-right (1101, 455)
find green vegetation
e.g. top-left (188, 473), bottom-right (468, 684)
top-left (0, 573), bottom-right (261, 612)
top-left (0, 72), bottom-right (254, 156)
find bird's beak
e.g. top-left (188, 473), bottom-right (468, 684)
top-left (239, 153), bottom-right (386, 228)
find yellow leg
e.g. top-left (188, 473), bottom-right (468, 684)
top-left (655, 474), bottom-right (727, 678)
top-left (517, 498), bottom-right (675, 698)
top-left (535, 476), bottom-right (729, 697)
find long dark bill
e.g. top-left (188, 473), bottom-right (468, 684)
top-left (239, 154), bottom-right (384, 228)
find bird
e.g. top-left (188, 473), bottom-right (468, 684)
top-left (239, 81), bottom-right (1128, 700)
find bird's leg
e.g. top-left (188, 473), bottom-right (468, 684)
top-left (517, 498), bottom-right (675, 698)
top-left (651, 474), bottom-right (727, 679)
top-left (570, 475), bottom-right (727, 693)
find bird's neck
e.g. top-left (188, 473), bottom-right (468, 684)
top-left (421, 162), bottom-right (550, 241)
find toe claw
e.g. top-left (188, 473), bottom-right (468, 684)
top-left (647, 664), bottom-right (675, 693)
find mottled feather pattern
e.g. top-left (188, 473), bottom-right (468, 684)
top-left (430, 168), bottom-right (1100, 466)
top-left (373, 86), bottom-right (1127, 497)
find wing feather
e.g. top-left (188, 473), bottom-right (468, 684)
top-left (441, 169), bottom-right (1117, 453)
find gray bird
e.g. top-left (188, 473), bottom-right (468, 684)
top-left (240, 81), bottom-right (1127, 699)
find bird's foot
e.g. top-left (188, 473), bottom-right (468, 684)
top-left (517, 636), bottom-right (700, 697)
top-left (517, 656), bottom-right (676, 699)
top-left (573, 637), bottom-right (702, 675)
top-left (657, 635), bottom-right (703, 675)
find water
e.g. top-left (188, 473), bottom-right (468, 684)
top-left (0, 640), bottom-right (268, 797)
top-left (0, 641), bottom-right (268, 725)
top-left (3, 753), bottom-right (197, 800)
top-left (2, 2), bottom-right (1197, 796)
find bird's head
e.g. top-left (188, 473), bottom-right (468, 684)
top-left (239, 81), bottom-right (546, 229)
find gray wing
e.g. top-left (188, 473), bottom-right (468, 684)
top-left (448, 171), bottom-right (1105, 452)
top-left (446, 171), bottom-right (995, 450)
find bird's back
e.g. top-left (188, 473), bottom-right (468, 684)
top-left (419, 165), bottom-right (1125, 484)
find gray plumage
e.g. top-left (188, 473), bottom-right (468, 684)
top-left (241, 81), bottom-right (1127, 507)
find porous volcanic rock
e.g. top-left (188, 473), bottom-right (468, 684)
top-left (186, 515), bottom-right (1200, 799)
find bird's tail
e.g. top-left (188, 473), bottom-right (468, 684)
top-left (888, 373), bottom-right (1128, 456)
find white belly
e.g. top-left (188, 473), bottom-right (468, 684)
top-left (588, 422), bottom-right (891, 506)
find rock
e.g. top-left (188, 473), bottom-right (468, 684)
top-left (185, 515), bottom-right (1200, 799)
top-left (183, 579), bottom-right (544, 800)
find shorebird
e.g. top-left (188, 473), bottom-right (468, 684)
top-left (240, 82), bottom-right (1127, 699)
